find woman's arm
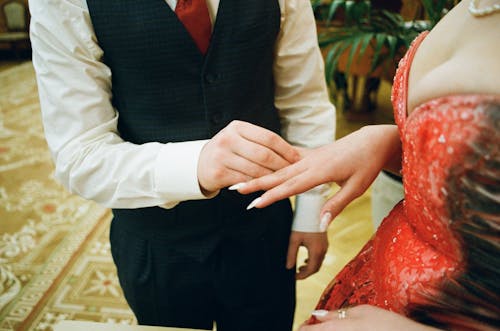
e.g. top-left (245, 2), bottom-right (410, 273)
top-left (235, 124), bottom-right (402, 230)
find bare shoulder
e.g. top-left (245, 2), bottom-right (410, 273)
top-left (407, 0), bottom-right (500, 113)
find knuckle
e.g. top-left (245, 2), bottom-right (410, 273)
top-left (215, 134), bottom-right (230, 147)
top-left (265, 132), bottom-right (278, 144)
top-left (229, 120), bottom-right (242, 129)
top-left (250, 147), bottom-right (268, 164)
top-left (255, 168), bottom-right (273, 178)
top-left (211, 148), bottom-right (225, 160)
top-left (258, 150), bottom-right (273, 164)
top-left (211, 166), bottom-right (226, 180)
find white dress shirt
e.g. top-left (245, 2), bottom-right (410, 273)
top-left (29, 0), bottom-right (336, 232)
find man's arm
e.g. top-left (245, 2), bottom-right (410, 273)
top-left (30, 0), bottom-right (215, 209)
top-left (273, 0), bottom-right (336, 278)
top-left (30, 0), bottom-right (299, 209)
top-left (275, 0), bottom-right (336, 232)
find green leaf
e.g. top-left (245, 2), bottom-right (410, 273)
top-left (371, 33), bottom-right (387, 72)
top-left (345, 1), bottom-right (356, 24)
top-left (380, 9), bottom-right (403, 27)
top-left (318, 33), bottom-right (350, 48)
top-left (421, 0), bottom-right (447, 26)
top-left (316, 0), bottom-right (455, 79)
top-left (327, 0), bottom-right (345, 24)
top-left (345, 35), bottom-right (363, 74)
top-left (421, 0), bottom-right (434, 15)
top-left (324, 41), bottom-right (353, 84)
top-left (358, 32), bottom-right (373, 59)
top-left (350, 1), bottom-right (370, 23)
top-left (386, 35), bottom-right (398, 61)
top-left (324, 43), bottom-right (343, 83)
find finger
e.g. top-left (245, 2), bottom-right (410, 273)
top-left (235, 121), bottom-right (300, 164)
top-left (237, 163), bottom-right (301, 194)
top-left (306, 247), bottom-right (325, 277)
top-left (286, 237), bottom-right (300, 270)
top-left (310, 310), bottom-right (338, 321)
top-left (231, 135), bottom-right (293, 172)
top-left (296, 254), bottom-right (322, 280)
top-left (296, 264), bottom-right (311, 280)
top-left (204, 167), bottom-right (253, 193)
top-left (312, 307), bottom-right (357, 322)
top-left (319, 179), bottom-right (365, 227)
top-left (225, 153), bottom-right (275, 179)
top-left (248, 171), bottom-right (320, 209)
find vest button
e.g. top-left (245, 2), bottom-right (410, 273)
top-left (205, 73), bottom-right (217, 84)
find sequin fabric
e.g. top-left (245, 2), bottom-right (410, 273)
top-left (310, 32), bottom-right (500, 321)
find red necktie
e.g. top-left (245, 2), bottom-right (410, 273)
top-left (175, 0), bottom-right (212, 54)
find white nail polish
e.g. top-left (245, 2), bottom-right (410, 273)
top-left (311, 309), bottom-right (329, 317)
top-left (228, 182), bottom-right (246, 191)
top-left (319, 212), bottom-right (331, 232)
top-left (246, 197), bottom-right (262, 210)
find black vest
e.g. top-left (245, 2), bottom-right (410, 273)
top-left (87, 0), bottom-right (283, 142)
top-left (86, 0), bottom-right (293, 259)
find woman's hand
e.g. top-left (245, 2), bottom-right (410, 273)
top-left (198, 120), bottom-right (300, 194)
top-left (233, 125), bottom-right (402, 230)
top-left (298, 305), bottom-right (441, 331)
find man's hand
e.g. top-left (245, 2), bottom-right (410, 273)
top-left (197, 120), bottom-right (300, 194)
top-left (287, 231), bottom-right (328, 280)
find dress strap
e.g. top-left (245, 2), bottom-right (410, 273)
top-left (391, 31), bottom-right (429, 130)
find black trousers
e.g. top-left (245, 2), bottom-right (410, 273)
top-left (110, 194), bottom-right (296, 331)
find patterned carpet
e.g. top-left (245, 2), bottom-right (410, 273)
top-left (0, 62), bottom-right (135, 331)
top-left (0, 62), bottom-right (374, 331)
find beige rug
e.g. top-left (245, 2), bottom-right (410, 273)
top-left (0, 62), bottom-right (134, 331)
top-left (0, 62), bottom-right (374, 331)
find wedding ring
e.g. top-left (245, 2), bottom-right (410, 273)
top-left (337, 308), bottom-right (347, 319)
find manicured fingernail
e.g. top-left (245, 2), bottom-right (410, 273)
top-left (319, 212), bottom-right (331, 232)
top-left (228, 182), bottom-right (246, 191)
top-left (246, 197), bottom-right (262, 210)
top-left (311, 309), bottom-right (329, 317)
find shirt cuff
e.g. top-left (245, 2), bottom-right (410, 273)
top-left (154, 140), bottom-right (218, 206)
top-left (291, 184), bottom-right (332, 232)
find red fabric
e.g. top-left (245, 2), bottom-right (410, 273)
top-left (175, 0), bottom-right (211, 54)
top-left (308, 32), bottom-right (500, 324)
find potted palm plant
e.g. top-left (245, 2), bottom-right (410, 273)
top-left (314, 0), bottom-right (456, 112)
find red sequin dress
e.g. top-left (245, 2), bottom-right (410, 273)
top-left (311, 32), bottom-right (500, 327)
